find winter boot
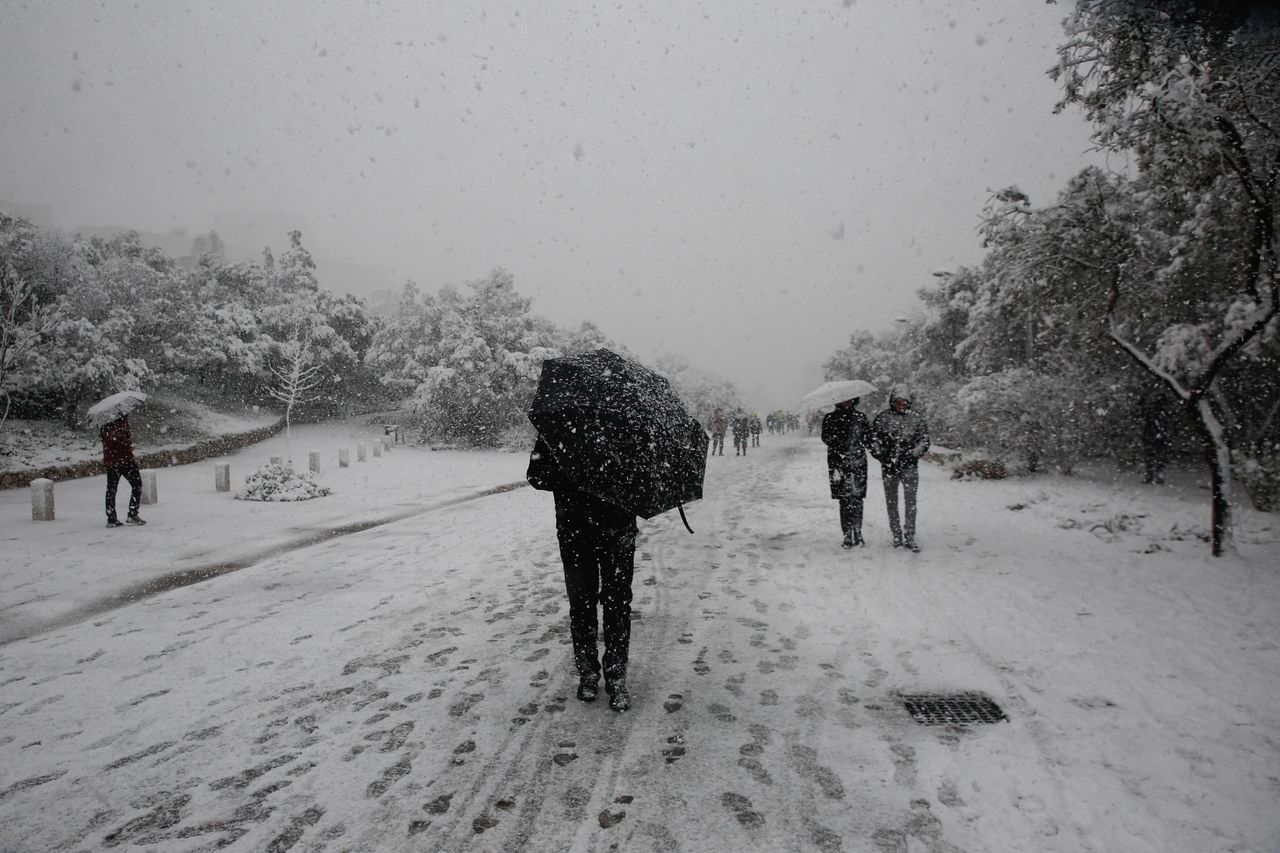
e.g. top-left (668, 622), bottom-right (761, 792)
top-left (106, 519), bottom-right (124, 528)
top-left (576, 675), bottom-right (600, 703)
top-left (606, 679), bottom-right (630, 712)
top-left (126, 515), bottom-right (147, 526)
top-left (841, 532), bottom-right (853, 549)
top-left (853, 531), bottom-right (865, 547)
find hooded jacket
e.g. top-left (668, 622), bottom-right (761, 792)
top-left (869, 400), bottom-right (930, 476)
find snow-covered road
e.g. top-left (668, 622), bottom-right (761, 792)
top-left (1, 429), bottom-right (1277, 852)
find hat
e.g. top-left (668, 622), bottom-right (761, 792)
top-left (890, 388), bottom-right (913, 404)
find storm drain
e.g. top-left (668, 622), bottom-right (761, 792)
top-left (900, 692), bottom-right (1008, 726)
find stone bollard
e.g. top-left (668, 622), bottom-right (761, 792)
top-left (140, 470), bottom-right (158, 505)
top-left (31, 478), bottom-right (55, 521)
top-left (309, 451), bottom-right (320, 473)
top-left (373, 441), bottom-right (382, 458)
top-left (339, 448), bottom-right (350, 468)
top-left (215, 463), bottom-right (231, 492)
top-left (357, 442), bottom-right (367, 462)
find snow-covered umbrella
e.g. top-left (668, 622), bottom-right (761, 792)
top-left (528, 349), bottom-right (707, 526)
top-left (799, 379), bottom-right (878, 413)
top-left (86, 390), bottom-right (148, 429)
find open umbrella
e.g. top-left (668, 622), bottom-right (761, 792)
top-left (799, 379), bottom-right (878, 413)
top-left (86, 390), bottom-right (148, 429)
top-left (528, 349), bottom-right (708, 526)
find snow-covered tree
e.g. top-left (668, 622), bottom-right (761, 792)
top-left (1052, 1), bottom-right (1280, 554)
top-left (266, 325), bottom-right (324, 463)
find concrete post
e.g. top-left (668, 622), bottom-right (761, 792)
top-left (373, 441), bottom-right (382, 458)
top-left (140, 470), bottom-right (158, 505)
top-left (30, 478), bottom-right (54, 521)
top-left (339, 448), bottom-right (350, 468)
top-left (357, 442), bottom-right (367, 462)
top-left (215, 463), bottom-right (231, 492)
top-left (308, 451), bottom-right (320, 473)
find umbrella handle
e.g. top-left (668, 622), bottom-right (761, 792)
top-left (678, 503), bottom-right (694, 535)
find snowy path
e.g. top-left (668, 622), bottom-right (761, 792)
top-left (1, 432), bottom-right (1278, 852)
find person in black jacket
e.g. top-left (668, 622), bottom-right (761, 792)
top-left (527, 435), bottom-right (638, 712)
top-left (869, 390), bottom-right (931, 551)
top-left (820, 398), bottom-right (871, 548)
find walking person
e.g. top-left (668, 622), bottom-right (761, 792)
top-left (869, 390), bottom-right (930, 551)
top-left (527, 435), bottom-right (638, 711)
top-left (101, 414), bottom-right (146, 528)
top-left (821, 397), bottom-right (871, 548)
top-left (708, 408), bottom-right (727, 456)
top-left (749, 412), bottom-right (762, 447)
top-left (731, 409), bottom-right (750, 456)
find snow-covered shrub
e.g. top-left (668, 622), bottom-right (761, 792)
top-left (234, 462), bottom-right (332, 502)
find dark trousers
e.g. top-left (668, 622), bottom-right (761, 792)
top-left (838, 494), bottom-right (864, 539)
top-left (751, 431), bottom-right (760, 447)
top-left (554, 497), bottom-right (637, 684)
top-left (711, 433), bottom-right (725, 455)
top-left (106, 461), bottom-right (142, 522)
top-left (882, 464), bottom-right (919, 542)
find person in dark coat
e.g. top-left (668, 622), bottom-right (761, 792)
top-left (527, 435), bottom-right (638, 712)
top-left (749, 412), bottom-right (762, 447)
top-left (821, 398), bottom-right (871, 548)
top-left (707, 408), bottom-right (727, 456)
top-left (869, 389), bottom-right (930, 550)
top-left (731, 409), bottom-right (750, 456)
top-left (101, 415), bottom-right (146, 528)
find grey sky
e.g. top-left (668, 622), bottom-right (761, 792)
top-left (0, 0), bottom-right (1098, 407)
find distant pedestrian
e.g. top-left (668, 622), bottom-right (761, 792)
top-left (869, 390), bottom-right (930, 551)
top-left (749, 412), bottom-right (762, 447)
top-left (821, 398), bottom-right (870, 548)
top-left (731, 409), bottom-right (751, 456)
top-left (101, 415), bottom-right (146, 528)
top-left (708, 408), bottom-right (727, 456)
top-left (527, 435), bottom-right (638, 712)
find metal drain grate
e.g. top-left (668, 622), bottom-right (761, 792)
top-left (900, 692), bottom-right (1008, 726)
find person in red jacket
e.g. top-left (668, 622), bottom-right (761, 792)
top-left (101, 415), bottom-right (145, 528)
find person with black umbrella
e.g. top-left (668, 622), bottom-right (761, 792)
top-left (525, 349), bottom-right (708, 714)
top-left (527, 436), bottom-right (637, 711)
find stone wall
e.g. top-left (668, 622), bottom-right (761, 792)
top-left (0, 419), bottom-right (285, 491)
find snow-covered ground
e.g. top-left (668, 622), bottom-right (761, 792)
top-left (0, 426), bottom-right (1277, 852)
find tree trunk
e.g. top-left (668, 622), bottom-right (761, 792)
top-left (1194, 396), bottom-right (1234, 557)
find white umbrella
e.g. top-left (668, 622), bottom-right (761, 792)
top-left (799, 379), bottom-right (878, 413)
top-left (86, 390), bottom-right (148, 429)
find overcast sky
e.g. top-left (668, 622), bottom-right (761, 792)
top-left (0, 0), bottom-right (1099, 407)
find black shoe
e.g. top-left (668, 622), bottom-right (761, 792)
top-left (606, 680), bottom-right (630, 712)
top-left (853, 533), bottom-right (865, 547)
top-left (892, 535), bottom-right (903, 548)
top-left (904, 538), bottom-right (920, 552)
top-left (576, 676), bottom-right (599, 703)
top-left (126, 516), bottom-right (147, 526)
top-left (841, 534), bottom-right (854, 549)
top-left (106, 519), bottom-right (124, 528)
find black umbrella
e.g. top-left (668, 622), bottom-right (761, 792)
top-left (528, 349), bottom-right (708, 528)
